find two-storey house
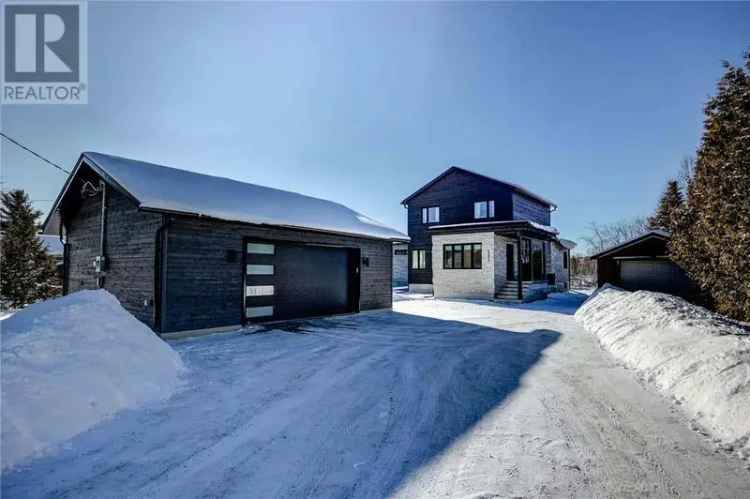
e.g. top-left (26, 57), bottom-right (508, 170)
top-left (401, 166), bottom-right (574, 301)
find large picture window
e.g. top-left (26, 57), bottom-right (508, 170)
top-left (443, 243), bottom-right (482, 269)
top-left (474, 200), bottom-right (495, 219)
top-left (411, 249), bottom-right (427, 269)
top-left (421, 206), bottom-right (440, 224)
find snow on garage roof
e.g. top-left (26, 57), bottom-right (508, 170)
top-left (49, 152), bottom-right (408, 242)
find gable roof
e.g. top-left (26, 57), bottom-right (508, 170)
top-left (589, 230), bottom-right (670, 259)
top-left (401, 166), bottom-right (556, 209)
top-left (45, 152), bottom-right (408, 242)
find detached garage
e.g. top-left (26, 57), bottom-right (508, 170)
top-left (44, 152), bottom-right (408, 335)
top-left (591, 230), bottom-right (697, 297)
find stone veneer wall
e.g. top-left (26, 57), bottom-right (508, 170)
top-left (551, 241), bottom-right (570, 290)
top-left (431, 232), bottom-right (496, 299)
top-left (493, 235), bottom-right (517, 291)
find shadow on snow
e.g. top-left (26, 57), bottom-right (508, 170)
top-left (2, 309), bottom-right (561, 499)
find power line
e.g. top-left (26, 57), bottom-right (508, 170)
top-left (0, 133), bottom-right (70, 174)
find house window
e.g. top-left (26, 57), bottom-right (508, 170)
top-left (443, 243), bottom-right (482, 269)
top-left (563, 251), bottom-right (569, 269)
top-left (411, 249), bottom-right (427, 269)
top-left (474, 200), bottom-right (495, 219)
top-left (421, 206), bottom-right (440, 224)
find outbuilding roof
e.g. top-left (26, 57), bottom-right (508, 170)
top-left (45, 152), bottom-right (408, 242)
top-left (401, 166), bottom-right (556, 209)
top-left (589, 230), bottom-right (670, 259)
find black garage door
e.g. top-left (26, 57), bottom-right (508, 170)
top-left (244, 240), bottom-right (360, 322)
top-left (619, 259), bottom-right (691, 294)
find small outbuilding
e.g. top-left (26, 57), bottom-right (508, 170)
top-left (591, 230), bottom-right (697, 297)
top-left (43, 152), bottom-right (408, 335)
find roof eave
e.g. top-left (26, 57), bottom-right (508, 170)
top-left (43, 153), bottom-right (147, 233)
top-left (401, 166), bottom-right (556, 208)
top-left (428, 220), bottom-right (558, 238)
top-left (589, 231), bottom-right (670, 259)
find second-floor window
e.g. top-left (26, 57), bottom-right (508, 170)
top-left (474, 200), bottom-right (495, 219)
top-left (421, 206), bottom-right (440, 224)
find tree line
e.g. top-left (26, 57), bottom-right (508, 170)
top-left (0, 190), bottom-right (60, 309)
top-left (581, 52), bottom-right (750, 322)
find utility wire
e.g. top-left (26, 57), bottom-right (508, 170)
top-left (0, 132), bottom-right (70, 174)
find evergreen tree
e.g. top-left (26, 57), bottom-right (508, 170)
top-left (0, 189), bottom-right (59, 308)
top-left (648, 180), bottom-right (684, 231)
top-left (670, 51), bottom-right (750, 321)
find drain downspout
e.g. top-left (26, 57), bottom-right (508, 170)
top-left (96, 181), bottom-right (107, 288)
top-left (154, 216), bottom-right (171, 334)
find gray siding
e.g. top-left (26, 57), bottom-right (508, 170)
top-left (65, 187), bottom-right (161, 328)
top-left (512, 193), bottom-right (551, 225)
top-left (163, 217), bottom-right (393, 333)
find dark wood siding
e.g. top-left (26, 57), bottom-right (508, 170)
top-left (163, 217), bottom-right (392, 333)
top-left (65, 186), bottom-right (162, 328)
top-left (406, 169), bottom-right (515, 284)
top-left (512, 193), bottom-right (551, 225)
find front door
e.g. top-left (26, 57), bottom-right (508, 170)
top-left (506, 244), bottom-right (515, 280)
top-left (532, 240), bottom-right (544, 281)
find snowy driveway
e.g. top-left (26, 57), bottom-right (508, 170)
top-left (3, 292), bottom-right (749, 498)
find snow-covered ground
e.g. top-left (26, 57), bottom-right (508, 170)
top-left (1, 291), bottom-right (185, 470)
top-left (2, 292), bottom-right (749, 498)
top-left (576, 285), bottom-right (750, 460)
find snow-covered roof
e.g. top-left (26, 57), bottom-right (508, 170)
top-left (429, 219), bottom-right (560, 235)
top-left (401, 166), bottom-right (557, 209)
top-left (557, 238), bottom-right (577, 250)
top-left (50, 152), bottom-right (408, 242)
top-left (38, 235), bottom-right (64, 256)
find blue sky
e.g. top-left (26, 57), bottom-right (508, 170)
top-left (1, 1), bottom-right (748, 246)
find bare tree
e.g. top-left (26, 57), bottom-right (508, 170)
top-left (579, 217), bottom-right (649, 256)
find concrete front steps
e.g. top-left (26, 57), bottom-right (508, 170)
top-left (494, 281), bottom-right (546, 302)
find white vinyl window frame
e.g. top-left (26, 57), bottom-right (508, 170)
top-left (474, 200), bottom-right (495, 219)
top-left (421, 206), bottom-right (440, 224)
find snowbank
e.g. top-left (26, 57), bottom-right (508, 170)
top-left (1, 290), bottom-right (185, 469)
top-left (576, 286), bottom-right (750, 459)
